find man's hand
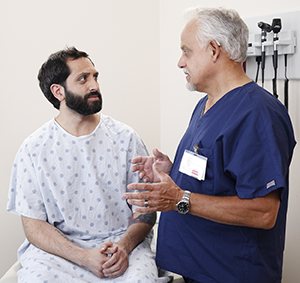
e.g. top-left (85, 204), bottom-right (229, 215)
top-left (131, 148), bottom-right (173, 183)
top-left (124, 167), bottom-right (183, 213)
top-left (83, 241), bottom-right (129, 278)
top-left (81, 247), bottom-right (112, 278)
top-left (100, 241), bottom-right (129, 278)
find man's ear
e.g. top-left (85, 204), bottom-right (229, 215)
top-left (209, 40), bottom-right (221, 62)
top-left (50, 84), bottom-right (65, 102)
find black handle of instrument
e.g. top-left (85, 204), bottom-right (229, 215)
top-left (272, 78), bottom-right (278, 99)
top-left (284, 79), bottom-right (289, 111)
top-left (272, 50), bottom-right (278, 98)
top-left (284, 54), bottom-right (289, 111)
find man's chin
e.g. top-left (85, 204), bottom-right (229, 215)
top-left (186, 83), bottom-right (197, 92)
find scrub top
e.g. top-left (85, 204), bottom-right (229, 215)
top-left (156, 82), bottom-right (296, 283)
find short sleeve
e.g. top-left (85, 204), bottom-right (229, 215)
top-left (7, 142), bottom-right (47, 220)
top-left (223, 106), bottom-right (287, 199)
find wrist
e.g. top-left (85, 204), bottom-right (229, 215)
top-left (74, 247), bottom-right (88, 268)
top-left (116, 239), bottom-right (130, 256)
top-left (176, 190), bottom-right (191, 214)
top-left (173, 190), bottom-right (184, 210)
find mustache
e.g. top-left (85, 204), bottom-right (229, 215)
top-left (84, 91), bottom-right (102, 100)
top-left (183, 68), bottom-right (190, 76)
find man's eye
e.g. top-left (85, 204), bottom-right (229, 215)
top-left (79, 76), bottom-right (86, 82)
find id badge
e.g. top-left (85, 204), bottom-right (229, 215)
top-left (179, 149), bottom-right (207, 181)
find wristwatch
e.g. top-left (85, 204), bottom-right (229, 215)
top-left (176, 190), bottom-right (191, 214)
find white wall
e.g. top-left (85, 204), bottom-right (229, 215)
top-left (0, 0), bottom-right (160, 277)
top-left (160, 1), bottom-right (300, 282)
top-left (1, 0), bottom-right (299, 281)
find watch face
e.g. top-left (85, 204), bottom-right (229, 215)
top-left (177, 202), bottom-right (189, 214)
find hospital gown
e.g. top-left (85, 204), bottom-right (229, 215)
top-left (7, 114), bottom-right (170, 283)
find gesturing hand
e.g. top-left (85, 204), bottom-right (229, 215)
top-left (131, 148), bottom-right (173, 183)
top-left (123, 167), bottom-right (183, 213)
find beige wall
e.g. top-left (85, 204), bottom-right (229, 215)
top-left (1, 0), bottom-right (299, 281)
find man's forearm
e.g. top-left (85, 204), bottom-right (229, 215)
top-left (21, 215), bottom-right (86, 267)
top-left (117, 212), bottom-right (156, 255)
top-left (189, 190), bottom-right (280, 229)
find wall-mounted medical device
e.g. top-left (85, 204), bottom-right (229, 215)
top-left (247, 29), bottom-right (296, 57)
top-left (244, 10), bottom-right (300, 110)
top-left (245, 10), bottom-right (299, 80)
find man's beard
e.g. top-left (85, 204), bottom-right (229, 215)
top-left (183, 68), bottom-right (197, 92)
top-left (65, 89), bottom-right (102, 116)
top-left (186, 81), bottom-right (197, 92)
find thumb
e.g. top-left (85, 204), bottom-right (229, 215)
top-left (153, 148), bottom-right (165, 161)
top-left (153, 164), bottom-right (168, 182)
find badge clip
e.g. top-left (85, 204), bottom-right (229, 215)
top-left (193, 144), bottom-right (199, 154)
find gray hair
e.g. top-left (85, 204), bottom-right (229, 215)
top-left (184, 7), bottom-right (249, 63)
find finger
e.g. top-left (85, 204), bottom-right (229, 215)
top-left (101, 246), bottom-right (118, 255)
top-left (126, 183), bottom-right (154, 192)
top-left (130, 199), bottom-right (148, 208)
top-left (103, 264), bottom-right (125, 279)
top-left (103, 253), bottom-right (128, 277)
top-left (131, 156), bottom-right (145, 165)
top-left (153, 148), bottom-right (164, 160)
top-left (133, 206), bottom-right (157, 213)
top-left (153, 165), bottom-right (169, 182)
top-left (142, 176), bottom-right (151, 183)
top-left (100, 241), bottom-right (113, 252)
top-left (126, 198), bottom-right (158, 212)
top-left (102, 253), bottom-right (118, 269)
top-left (131, 163), bottom-right (144, 173)
top-left (122, 191), bottom-right (150, 201)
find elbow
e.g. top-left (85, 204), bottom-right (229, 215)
top-left (260, 210), bottom-right (279, 230)
top-left (255, 190), bottom-right (281, 230)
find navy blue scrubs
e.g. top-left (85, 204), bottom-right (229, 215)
top-left (156, 82), bottom-right (296, 283)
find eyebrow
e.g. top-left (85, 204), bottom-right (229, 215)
top-left (181, 45), bottom-right (191, 52)
top-left (76, 71), bottom-right (99, 80)
top-left (180, 44), bottom-right (187, 50)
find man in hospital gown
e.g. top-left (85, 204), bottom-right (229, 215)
top-left (123, 7), bottom-right (296, 283)
top-left (7, 47), bottom-right (170, 283)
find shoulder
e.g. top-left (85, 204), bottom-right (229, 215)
top-left (19, 119), bottom-right (55, 153)
top-left (227, 82), bottom-right (295, 150)
top-left (241, 82), bottom-right (285, 111)
top-left (229, 82), bottom-right (290, 124)
top-left (99, 114), bottom-right (149, 155)
top-left (100, 114), bottom-right (139, 137)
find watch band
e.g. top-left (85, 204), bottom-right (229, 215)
top-left (182, 190), bottom-right (191, 201)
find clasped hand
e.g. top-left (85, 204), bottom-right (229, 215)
top-left (123, 148), bottom-right (183, 213)
top-left (85, 241), bottom-right (129, 278)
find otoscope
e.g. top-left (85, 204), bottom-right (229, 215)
top-left (271, 18), bottom-right (282, 98)
top-left (258, 21), bottom-right (272, 88)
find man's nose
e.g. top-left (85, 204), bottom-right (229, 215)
top-left (177, 55), bottom-right (186, 69)
top-left (89, 79), bottom-right (99, 92)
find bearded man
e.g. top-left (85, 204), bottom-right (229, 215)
top-left (7, 47), bottom-right (170, 283)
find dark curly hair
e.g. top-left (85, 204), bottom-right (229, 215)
top-left (37, 47), bottom-right (92, 109)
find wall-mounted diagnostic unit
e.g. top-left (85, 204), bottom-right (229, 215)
top-left (244, 10), bottom-right (299, 110)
